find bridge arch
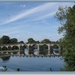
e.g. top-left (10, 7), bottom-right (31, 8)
top-left (2, 46), bottom-right (8, 50)
top-left (52, 44), bottom-right (61, 55)
top-left (0, 43), bottom-right (62, 56)
top-left (12, 45), bottom-right (19, 50)
top-left (42, 44), bottom-right (48, 55)
top-left (32, 44), bottom-right (38, 55)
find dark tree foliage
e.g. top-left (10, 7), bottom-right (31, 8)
top-left (18, 41), bottom-right (24, 44)
top-left (35, 41), bottom-right (40, 43)
top-left (10, 38), bottom-right (18, 44)
top-left (0, 35), bottom-right (10, 44)
top-left (53, 44), bottom-right (59, 49)
top-left (55, 5), bottom-right (75, 71)
top-left (27, 38), bottom-right (35, 43)
top-left (0, 35), bottom-right (24, 51)
top-left (0, 35), bottom-right (19, 44)
top-left (41, 39), bottom-right (51, 43)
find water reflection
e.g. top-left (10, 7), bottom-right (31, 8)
top-left (0, 49), bottom-right (65, 71)
top-left (0, 48), bottom-right (61, 61)
top-left (1, 56), bottom-right (10, 61)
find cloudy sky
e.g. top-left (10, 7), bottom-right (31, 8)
top-left (0, 2), bottom-right (74, 42)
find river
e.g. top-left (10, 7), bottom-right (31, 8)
top-left (0, 49), bottom-right (65, 72)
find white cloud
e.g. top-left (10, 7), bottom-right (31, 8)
top-left (1, 2), bottom-right (73, 26)
top-left (20, 4), bottom-right (26, 7)
top-left (2, 3), bottom-right (57, 25)
top-left (34, 11), bottom-right (56, 21)
top-left (23, 5), bottom-right (26, 7)
top-left (2, 31), bottom-right (19, 35)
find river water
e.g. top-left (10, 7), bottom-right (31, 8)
top-left (0, 49), bottom-right (65, 72)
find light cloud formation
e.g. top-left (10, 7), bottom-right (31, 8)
top-left (1, 2), bottom-right (73, 25)
top-left (2, 3), bottom-right (57, 25)
top-left (20, 4), bottom-right (26, 7)
top-left (0, 2), bottom-right (74, 41)
top-left (1, 30), bottom-right (19, 36)
top-left (34, 11), bottom-right (56, 21)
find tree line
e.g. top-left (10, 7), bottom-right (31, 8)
top-left (27, 38), bottom-right (58, 43)
top-left (0, 35), bottom-right (58, 44)
top-left (0, 35), bottom-right (24, 44)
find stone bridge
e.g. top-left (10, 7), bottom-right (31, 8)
top-left (0, 43), bottom-right (25, 55)
top-left (0, 43), bottom-right (62, 56)
top-left (26, 43), bottom-right (61, 56)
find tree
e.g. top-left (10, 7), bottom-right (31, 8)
top-left (27, 38), bottom-right (35, 43)
top-left (18, 41), bottom-right (24, 44)
top-left (1, 35), bottom-right (10, 44)
top-left (55, 5), bottom-right (75, 70)
top-left (41, 39), bottom-right (51, 43)
top-left (35, 41), bottom-right (40, 43)
top-left (10, 38), bottom-right (18, 44)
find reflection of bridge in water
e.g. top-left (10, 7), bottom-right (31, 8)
top-left (0, 54), bottom-right (61, 58)
top-left (0, 43), bottom-right (62, 57)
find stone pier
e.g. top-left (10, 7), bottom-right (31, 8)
top-left (47, 44), bottom-right (51, 56)
top-left (37, 44), bottom-right (40, 55)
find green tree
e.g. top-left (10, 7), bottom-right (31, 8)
top-left (55, 5), bottom-right (75, 70)
top-left (10, 38), bottom-right (18, 44)
top-left (1, 35), bottom-right (10, 44)
top-left (18, 41), bottom-right (24, 44)
top-left (27, 38), bottom-right (35, 43)
top-left (35, 41), bottom-right (40, 43)
top-left (41, 39), bottom-right (51, 43)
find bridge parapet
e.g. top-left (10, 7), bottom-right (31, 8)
top-left (0, 43), bottom-right (25, 47)
top-left (26, 43), bottom-right (59, 46)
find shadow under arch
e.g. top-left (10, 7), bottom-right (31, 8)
top-left (0, 47), bottom-right (2, 51)
top-left (28, 45), bottom-right (34, 55)
top-left (52, 44), bottom-right (59, 55)
top-left (2, 46), bottom-right (8, 50)
top-left (32, 44), bottom-right (38, 55)
top-left (23, 44), bottom-right (26, 49)
top-left (32, 44), bottom-right (37, 49)
top-left (12, 45), bottom-right (19, 50)
top-left (19, 45), bottom-right (25, 54)
top-left (42, 44), bottom-right (48, 55)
